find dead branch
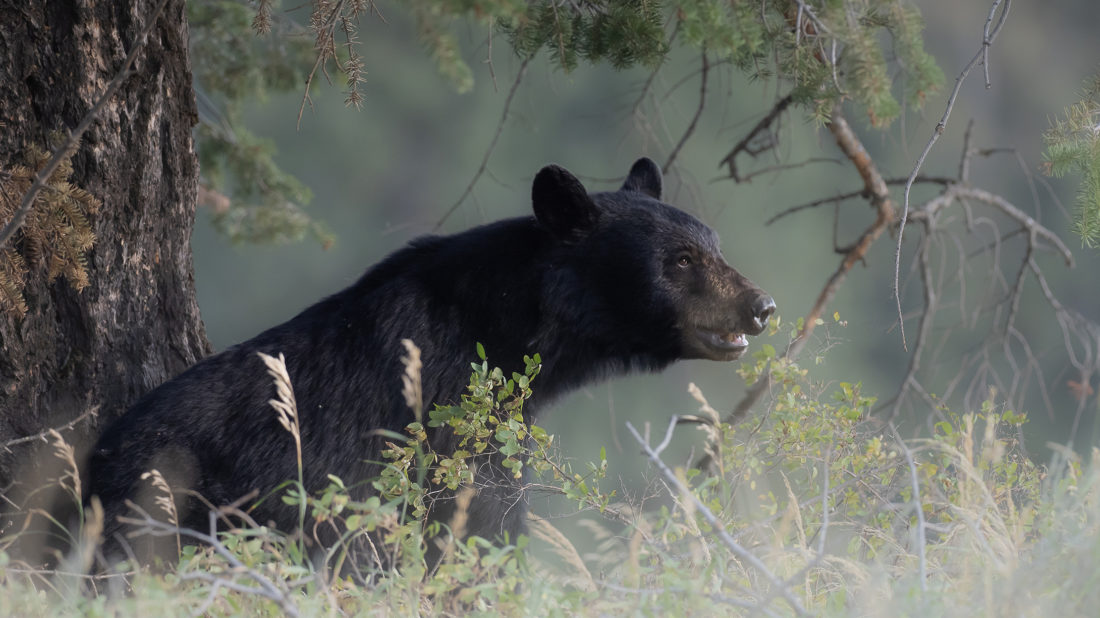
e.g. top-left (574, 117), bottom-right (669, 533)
top-left (883, 223), bottom-right (935, 420)
top-left (765, 176), bottom-right (953, 226)
top-left (874, 157), bottom-right (1082, 424)
top-left (625, 418), bottom-right (809, 616)
top-left (716, 104), bottom-right (896, 434)
top-left (663, 52), bottom-right (709, 176)
top-left (890, 424), bottom-right (927, 594)
top-left (118, 505), bottom-right (304, 618)
top-left (910, 186), bottom-right (1073, 266)
top-left (719, 94), bottom-right (794, 182)
top-left (894, 0), bottom-right (1013, 348)
top-left (435, 57), bottom-right (531, 230)
top-left (2, 407), bottom-right (99, 451)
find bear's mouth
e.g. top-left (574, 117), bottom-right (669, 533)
top-left (694, 328), bottom-right (749, 360)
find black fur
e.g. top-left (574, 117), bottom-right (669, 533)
top-left (86, 158), bottom-right (773, 565)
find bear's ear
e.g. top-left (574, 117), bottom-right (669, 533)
top-left (620, 157), bottom-right (662, 200)
top-left (532, 164), bottom-right (599, 240)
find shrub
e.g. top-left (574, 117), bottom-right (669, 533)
top-left (3, 335), bottom-right (1098, 616)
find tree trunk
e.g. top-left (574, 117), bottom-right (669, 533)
top-left (0, 1), bottom-right (210, 502)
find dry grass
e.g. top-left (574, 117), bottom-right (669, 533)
top-left (400, 338), bottom-right (424, 422)
top-left (138, 470), bottom-right (180, 557)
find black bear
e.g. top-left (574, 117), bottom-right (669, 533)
top-left (86, 158), bottom-right (774, 567)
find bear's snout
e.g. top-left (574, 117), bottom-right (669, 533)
top-left (747, 292), bottom-right (776, 335)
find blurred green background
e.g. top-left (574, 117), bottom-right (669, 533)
top-left (189, 1), bottom-right (1099, 525)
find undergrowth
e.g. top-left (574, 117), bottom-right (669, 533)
top-left (2, 328), bottom-right (1098, 616)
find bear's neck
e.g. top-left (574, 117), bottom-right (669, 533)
top-left (345, 215), bottom-right (676, 420)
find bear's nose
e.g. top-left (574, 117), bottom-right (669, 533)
top-left (751, 294), bottom-right (776, 333)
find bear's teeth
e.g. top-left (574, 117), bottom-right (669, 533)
top-left (720, 332), bottom-right (748, 346)
top-left (720, 332), bottom-right (744, 343)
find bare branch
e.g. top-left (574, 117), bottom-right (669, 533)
top-left (766, 176), bottom-right (952, 226)
top-left (959, 118), bottom-right (976, 182)
top-left (894, 0), bottom-right (1012, 347)
top-left (714, 105), bottom-right (895, 436)
top-left (663, 52), bottom-right (709, 176)
top-left (734, 157), bottom-right (844, 186)
top-left (889, 425), bottom-right (927, 594)
top-left (118, 506), bottom-right (303, 618)
top-left (652, 416), bottom-right (678, 457)
top-left (435, 57), bottom-right (530, 230)
top-left (910, 186), bottom-right (1073, 266)
top-left (719, 94), bottom-right (794, 182)
top-left (2, 407), bottom-right (99, 451)
top-left (981, 0), bottom-right (1004, 88)
top-left (625, 419), bottom-right (809, 616)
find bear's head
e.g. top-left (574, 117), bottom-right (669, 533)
top-left (532, 158), bottom-right (775, 364)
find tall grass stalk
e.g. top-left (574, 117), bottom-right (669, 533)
top-left (257, 352), bottom-right (306, 551)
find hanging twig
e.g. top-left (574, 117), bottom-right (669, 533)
top-left (663, 52), bottom-right (710, 175)
top-left (894, 0), bottom-right (1012, 349)
top-left (884, 222), bottom-right (935, 420)
top-left (435, 57), bottom-right (530, 230)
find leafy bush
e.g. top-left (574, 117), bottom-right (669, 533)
top-left (3, 332), bottom-right (1099, 616)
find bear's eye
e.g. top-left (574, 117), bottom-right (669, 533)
top-left (676, 253), bottom-right (693, 268)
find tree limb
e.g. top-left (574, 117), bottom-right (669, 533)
top-left (715, 104), bottom-right (895, 434)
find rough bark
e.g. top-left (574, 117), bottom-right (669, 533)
top-left (0, 1), bottom-right (210, 503)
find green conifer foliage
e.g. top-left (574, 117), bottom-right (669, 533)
top-left (189, 1), bottom-right (330, 247)
top-left (188, 1), bottom-right (946, 245)
top-left (1043, 72), bottom-right (1100, 248)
